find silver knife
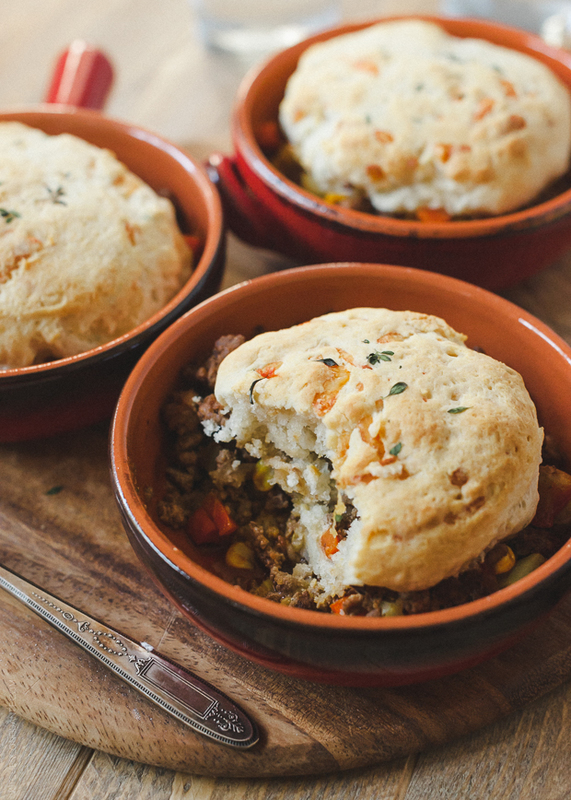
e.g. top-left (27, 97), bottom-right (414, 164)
top-left (0, 562), bottom-right (258, 749)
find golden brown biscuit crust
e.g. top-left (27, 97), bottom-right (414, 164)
top-left (0, 122), bottom-right (191, 367)
top-left (279, 19), bottom-right (571, 217)
top-left (214, 308), bottom-right (543, 596)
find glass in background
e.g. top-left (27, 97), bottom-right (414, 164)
top-left (190, 0), bottom-right (341, 58)
top-left (441, 0), bottom-right (571, 46)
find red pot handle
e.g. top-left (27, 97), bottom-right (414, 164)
top-left (44, 40), bottom-right (114, 110)
top-left (207, 152), bottom-right (286, 251)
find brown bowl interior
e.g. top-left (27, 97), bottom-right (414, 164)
top-left (0, 106), bottom-right (224, 379)
top-left (114, 263), bottom-right (571, 633)
top-left (234, 15), bottom-right (571, 238)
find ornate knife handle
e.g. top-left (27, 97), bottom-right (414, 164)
top-left (0, 563), bottom-right (258, 749)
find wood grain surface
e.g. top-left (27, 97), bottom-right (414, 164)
top-left (2, 246), bottom-right (571, 779)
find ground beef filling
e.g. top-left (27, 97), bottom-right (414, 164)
top-left (157, 335), bottom-right (571, 616)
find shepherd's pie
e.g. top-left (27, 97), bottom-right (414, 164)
top-left (279, 19), bottom-right (571, 218)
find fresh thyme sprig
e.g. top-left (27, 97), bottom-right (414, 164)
top-left (367, 350), bottom-right (394, 365)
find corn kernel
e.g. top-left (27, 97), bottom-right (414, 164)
top-left (493, 545), bottom-right (516, 575)
top-left (381, 599), bottom-right (404, 617)
top-left (225, 541), bottom-right (255, 570)
top-left (324, 193), bottom-right (349, 205)
top-left (252, 461), bottom-right (274, 492)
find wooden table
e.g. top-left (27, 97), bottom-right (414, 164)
top-left (2, 1), bottom-right (571, 797)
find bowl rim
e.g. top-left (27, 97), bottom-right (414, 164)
top-left (232, 14), bottom-right (571, 241)
top-left (0, 105), bottom-right (224, 380)
top-left (111, 261), bottom-right (571, 633)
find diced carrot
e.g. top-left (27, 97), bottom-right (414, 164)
top-left (435, 143), bottom-right (453, 163)
top-left (203, 493), bottom-right (237, 537)
top-left (321, 529), bottom-right (339, 558)
top-left (500, 79), bottom-right (517, 98)
top-left (188, 507), bottom-right (219, 545)
top-left (330, 598), bottom-right (346, 615)
top-left (374, 130), bottom-right (394, 144)
top-left (313, 392), bottom-right (338, 416)
top-left (474, 97), bottom-right (495, 121)
top-left (188, 493), bottom-right (237, 544)
top-left (257, 361), bottom-right (281, 379)
top-left (353, 60), bottom-right (379, 75)
top-left (533, 465), bottom-right (571, 528)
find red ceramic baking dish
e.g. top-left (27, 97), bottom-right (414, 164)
top-left (110, 263), bottom-right (571, 687)
top-left (209, 15), bottom-right (571, 290)
top-left (0, 44), bottom-right (225, 442)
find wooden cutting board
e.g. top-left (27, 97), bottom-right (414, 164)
top-left (1, 419), bottom-right (571, 778)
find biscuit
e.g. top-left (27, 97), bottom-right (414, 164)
top-left (0, 122), bottom-right (191, 368)
top-left (279, 19), bottom-right (571, 217)
top-left (213, 308), bottom-right (543, 601)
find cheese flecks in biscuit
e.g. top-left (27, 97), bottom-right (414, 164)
top-left (0, 122), bottom-right (192, 368)
top-left (279, 19), bottom-right (571, 217)
top-left (213, 308), bottom-right (543, 602)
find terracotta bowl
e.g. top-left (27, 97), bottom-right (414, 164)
top-left (111, 263), bottom-right (571, 687)
top-left (0, 107), bottom-right (225, 441)
top-left (209, 15), bottom-right (571, 291)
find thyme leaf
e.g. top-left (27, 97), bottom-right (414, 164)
top-left (46, 185), bottom-right (67, 205)
top-left (316, 358), bottom-right (338, 367)
top-left (0, 208), bottom-right (20, 223)
top-left (249, 378), bottom-right (265, 404)
top-left (387, 381), bottom-right (408, 397)
top-left (46, 485), bottom-right (63, 495)
top-left (367, 350), bottom-right (394, 365)
top-left (389, 442), bottom-right (403, 456)
top-left (448, 406), bottom-right (470, 414)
